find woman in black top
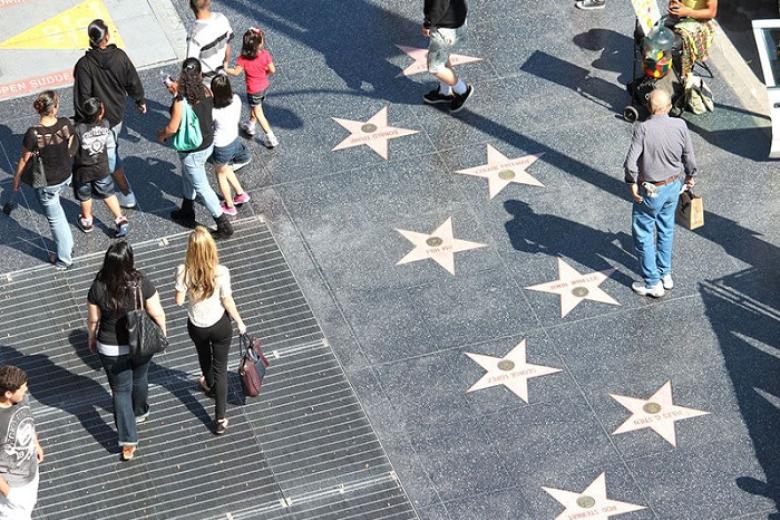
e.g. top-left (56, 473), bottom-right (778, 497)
top-left (86, 241), bottom-right (166, 461)
top-left (12, 91), bottom-right (76, 270)
top-left (158, 58), bottom-right (233, 239)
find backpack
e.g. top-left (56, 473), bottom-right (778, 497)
top-left (172, 97), bottom-right (203, 152)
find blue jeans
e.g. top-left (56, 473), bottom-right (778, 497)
top-left (35, 177), bottom-right (73, 267)
top-left (179, 144), bottom-right (222, 218)
top-left (99, 353), bottom-right (151, 447)
top-left (106, 122), bottom-right (122, 173)
top-left (632, 179), bottom-right (682, 287)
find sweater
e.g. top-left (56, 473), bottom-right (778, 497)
top-left (424, 0), bottom-right (468, 29)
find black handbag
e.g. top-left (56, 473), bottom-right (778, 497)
top-left (20, 128), bottom-right (47, 189)
top-left (126, 282), bottom-right (168, 360)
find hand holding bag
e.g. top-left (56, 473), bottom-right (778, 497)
top-left (20, 128), bottom-right (47, 189)
top-left (126, 282), bottom-right (168, 361)
top-left (238, 334), bottom-right (269, 398)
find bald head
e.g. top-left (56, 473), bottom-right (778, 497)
top-left (649, 89), bottom-right (672, 115)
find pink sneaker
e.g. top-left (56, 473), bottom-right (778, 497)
top-left (233, 193), bottom-right (251, 206)
top-left (220, 202), bottom-right (237, 216)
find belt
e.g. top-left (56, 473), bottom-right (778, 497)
top-left (642, 174), bottom-right (679, 187)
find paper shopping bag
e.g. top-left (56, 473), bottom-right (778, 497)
top-left (676, 189), bottom-right (704, 230)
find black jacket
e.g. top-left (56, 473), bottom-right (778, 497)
top-left (424, 0), bottom-right (467, 29)
top-left (73, 45), bottom-right (145, 127)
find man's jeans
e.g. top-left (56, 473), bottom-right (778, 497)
top-left (99, 353), bottom-right (151, 447)
top-left (35, 177), bottom-right (73, 267)
top-left (106, 122), bottom-right (123, 173)
top-left (179, 144), bottom-right (221, 218)
top-left (0, 471), bottom-right (38, 520)
top-left (632, 179), bottom-right (682, 287)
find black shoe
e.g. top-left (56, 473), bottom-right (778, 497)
top-left (449, 85), bottom-right (474, 113)
top-left (171, 199), bottom-right (196, 227)
top-left (211, 214), bottom-right (234, 240)
top-left (423, 88), bottom-right (454, 105)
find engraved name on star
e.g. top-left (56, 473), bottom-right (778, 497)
top-left (465, 339), bottom-right (561, 402)
top-left (526, 258), bottom-right (620, 317)
top-left (543, 473), bottom-right (646, 520)
top-left (395, 45), bottom-right (482, 77)
top-left (610, 381), bottom-right (709, 447)
top-left (396, 217), bottom-right (486, 275)
top-left (456, 144), bottom-right (544, 199)
top-left (332, 106), bottom-right (418, 160)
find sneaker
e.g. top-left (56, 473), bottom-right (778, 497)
top-left (135, 409), bottom-right (150, 424)
top-left (231, 158), bottom-right (251, 172)
top-left (449, 84), bottom-right (474, 113)
top-left (78, 215), bottom-right (94, 233)
top-left (233, 192), bottom-right (251, 206)
top-left (575, 0), bottom-right (606, 9)
top-left (116, 191), bottom-right (137, 210)
top-left (661, 274), bottom-right (674, 290)
top-left (263, 132), bottom-right (279, 149)
top-left (121, 446), bottom-right (136, 461)
top-left (220, 202), bottom-right (237, 216)
top-left (215, 418), bottom-right (229, 435)
top-left (241, 122), bottom-right (256, 136)
top-left (423, 88), bottom-right (455, 105)
top-left (54, 262), bottom-right (71, 272)
top-left (115, 217), bottom-right (129, 238)
top-left (632, 281), bottom-right (665, 298)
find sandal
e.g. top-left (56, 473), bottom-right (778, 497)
top-left (121, 446), bottom-right (136, 461)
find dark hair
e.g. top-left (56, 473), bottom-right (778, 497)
top-left (33, 90), bottom-right (58, 116)
top-left (240, 29), bottom-right (264, 60)
top-left (0, 366), bottom-right (27, 394)
top-left (81, 97), bottom-right (103, 124)
top-left (177, 58), bottom-right (206, 106)
top-left (96, 240), bottom-right (138, 311)
top-left (88, 19), bottom-right (108, 49)
top-left (210, 75), bottom-right (233, 109)
top-left (189, 0), bottom-right (210, 13)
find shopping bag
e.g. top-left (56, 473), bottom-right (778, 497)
top-left (676, 188), bottom-right (704, 230)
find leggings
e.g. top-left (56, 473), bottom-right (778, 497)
top-left (187, 312), bottom-right (232, 421)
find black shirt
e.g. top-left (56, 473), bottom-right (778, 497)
top-left (22, 117), bottom-right (75, 186)
top-left (172, 93), bottom-right (214, 153)
top-left (424, 0), bottom-right (468, 29)
top-left (88, 272), bottom-right (156, 346)
top-left (74, 120), bottom-right (111, 183)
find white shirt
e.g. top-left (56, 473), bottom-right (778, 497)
top-left (186, 12), bottom-right (233, 78)
top-left (175, 264), bottom-right (232, 328)
top-left (212, 94), bottom-right (241, 147)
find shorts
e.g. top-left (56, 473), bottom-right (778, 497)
top-left (246, 91), bottom-right (266, 107)
top-left (74, 175), bottom-right (115, 202)
top-left (106, 122), bottom-right (122, 172)
top-left (427, 22), bottom-right (468, 73)
top-left (209, 137), bottom-right (251, 166)
top-left (0, 472), bottom-right (38, 520)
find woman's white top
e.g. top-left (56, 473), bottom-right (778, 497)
top-left (212, 94), bottom-right (241, 148)
top-left (175, 264), bottom-right (232, 328)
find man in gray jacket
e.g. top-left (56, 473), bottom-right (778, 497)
top-left (623, 89), bottom-right (697, 298)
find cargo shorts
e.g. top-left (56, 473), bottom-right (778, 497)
top-left (427, 22), bottom-right (468, 73)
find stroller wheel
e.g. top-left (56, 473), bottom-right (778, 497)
top-left (623, 105), bottom-right (639, 122)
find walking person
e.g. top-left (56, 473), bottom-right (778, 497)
top-left (224, 28), bottom-right (278, 147)
top-left (73, 19), bottom-right (146, 210)
top-left (0, 366), bottom-right (44, 520)
top-left (12, 91), bottom-right (76, 270)
top-left (209, 75), bottom-right (251, 216)
top-left (87, 241), bottom-right (167, 461)
top-left (187, 0), bottom-right (233, 85)
top-left (624, 89), bottom-right (697, 297)
top-left (175, 227), bottom-right (246, 435)
top-left (73, 97), bottom-right (129, 237)
top-left (158, 58), bottom-right (234, 239)
top-left (422, 0), bottom-right (473, 113)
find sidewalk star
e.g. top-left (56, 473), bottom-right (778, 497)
top-left (543, 473), bottom-right (646, 520)
top-left (332, 106), bottom-right (418, 160)
top-left (456, 144), bottom-right (544, 199)
top-left (465, 340), bottom-right (561, 402)
top-left (396, 217), bottom-right (486, 275)
top-left (610, 381), bottom-right (709, 447)
top-left (526, 258), bottom-right (620, 317)
top-left (395, 44), bottom-right (482, 77)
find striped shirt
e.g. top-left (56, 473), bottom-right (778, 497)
top-left (186, 12), bottom-right (233, 78)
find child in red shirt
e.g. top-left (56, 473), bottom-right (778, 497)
top-left (225, 28), bottom-right (278, 148)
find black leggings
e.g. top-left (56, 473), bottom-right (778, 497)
top-left (187, 312), bottom-right (232, 421)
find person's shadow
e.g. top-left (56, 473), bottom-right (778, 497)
top-left (504, 199), bottom-right (636, 286)
top-left (573, 28), bottom-right (635, 85)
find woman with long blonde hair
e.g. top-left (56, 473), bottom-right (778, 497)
top-left (175, 227), bottom-right (245, 434)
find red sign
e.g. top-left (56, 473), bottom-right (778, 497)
top-left (0, 69), bottom-right (73, 100)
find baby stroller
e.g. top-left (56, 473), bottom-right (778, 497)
top-left (623, 16), bottom-right (686, 122)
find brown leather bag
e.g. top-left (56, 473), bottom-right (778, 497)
top-left (238, 334), bottom-right (269, 397)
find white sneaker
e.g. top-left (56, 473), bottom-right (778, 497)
top-left (575, 0), bottom-right (606, 9)
top-left (661, 274), bottom-right (674, 290)
top-left (632, 281), bottom-right (665, 298)
top-left (264, 132), bottom-right (279, 148)
top-left (116, 191), bottom-right (137, 209)
top-left (241, 122), bottom-right (256, 136)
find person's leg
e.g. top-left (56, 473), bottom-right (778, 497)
top-left (184, 146), bottom-right (222, 218)
top-left (99, 353), bottom-right (138, 447)
top-left (172, 152), bottom-right (198, 225)
top-left (632, 191), bottom-right (663, 288)
top-left (215, 164), bottom-right (234, 208)
top-left (188, 320), bottom-right (215, 389)
top-left (655, 180), bottom-right (682, 278)
top-left (36, 179), bottom-right (74, 267)
top-left (107, 122), bottom-right (136, 208)
top-left (209, 313), bottom-right (233, 422)
top-left (253, 105), bottom-right (271, 135)
top-left (79, 199), bottom-right (93, 221)
top-left (131, 356), bottom-right (152, 420)
top-left (103, 195), bottom-right (123, 220)
top-left (0, 471), bottom-right (38, 519)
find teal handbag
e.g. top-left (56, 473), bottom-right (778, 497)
top-left (172, 98), bottom-right (203, 152)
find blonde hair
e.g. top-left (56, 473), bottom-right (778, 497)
top-left (183, 226), bottom-right (219, 302)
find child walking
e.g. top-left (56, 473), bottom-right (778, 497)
top-left (73, 97), bottom-right (129, 237)
top-left (225, 28), bottom-right (278, 148)
top-left (210, 75), bottom-right (251, 216)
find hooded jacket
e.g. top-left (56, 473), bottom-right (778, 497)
top-left (424, 0), bottom-right (467, 29)
top-left (73, 45), bottom-right (145, 128)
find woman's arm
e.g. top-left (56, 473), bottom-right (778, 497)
top-left (266, 61), bottom-right (276, 76)
top-left (157, 100), bottom-right (183, 142)
top-left (223, 64), bottom-right (243, 76)
top-left (175, 289), bottom-right (186, 307)
top-left (669, 0), bottom-right (717, 20)
top-left (87, 303), bottom-right (101, 353)
top-left (221, 295), bottom-right (246, 334)
top-left (144, 291), bottom-right (167, 336)
top-left (13, 149), bottom-right (33, 191)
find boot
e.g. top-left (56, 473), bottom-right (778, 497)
top-left (171, 198), bottom-right (196, 228)
top-left (211, 213), bottom-right (234, 240)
